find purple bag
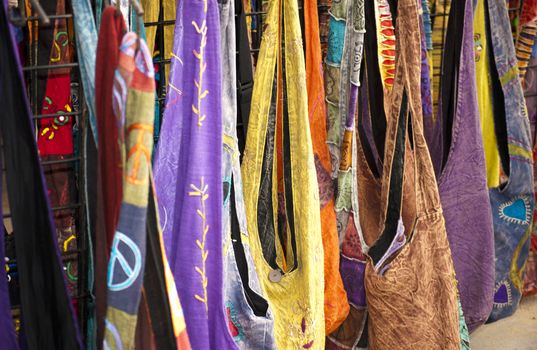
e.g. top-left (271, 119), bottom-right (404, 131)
top-left (424, 0), bottom-right (495, 331)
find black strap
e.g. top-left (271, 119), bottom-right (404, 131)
top-left (368, 92), bottom-right (408, 265)
top-left (439, 0), bottom-right (465, 169)
top-left (143, 185), bottom-right (177, 350)
top-left (235, 0), bottom-right (253, 148)
top-left (364, 0), bottom-right (387, 161)
top-left (230, 177), bottom-right (269, 316)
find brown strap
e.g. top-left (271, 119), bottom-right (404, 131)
top-left (377, 0), bottom-right (441, 229)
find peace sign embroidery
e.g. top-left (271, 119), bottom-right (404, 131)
top-left (108, 231), bottom-right (142, 292)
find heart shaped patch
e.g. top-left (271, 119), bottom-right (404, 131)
top-left (493, 280), bottom-right (512, 308)
top-left (498, 196), bottom-right (531, 225)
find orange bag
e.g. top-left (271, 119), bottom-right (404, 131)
top-left (304, 0), bottom-right (349, 333)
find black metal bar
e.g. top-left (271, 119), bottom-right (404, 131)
top-left (25, 13), bottom-right (73, 21)
top-left (144, 19), bottom-right (176, 27)
top-left (33, 110), bottom-right (81, 120)
top-left (153, 58), bottom-right (171, 64)
top-left (41, 156), bottom-right (81, 165)
top-left (22, 62), bottom-right (79, 71)
top-left (3, 203), bottom-right (81, 218)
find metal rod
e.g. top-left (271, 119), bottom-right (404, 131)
top-left (33, 110), bottom-right (81, 120)
top-left (144, 19), bottom-right (175, 26)
top-left (22, 62), bottom-right (78, 71)
top-left (25, 13), bottom-right (72, 21)
top-left (28, 0), bottom-right (50, 25)
top-left (41, 156), bottom-right (81, 165)
top-left (3, 203), bottom-right (81, 218)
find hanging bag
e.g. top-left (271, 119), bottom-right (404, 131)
top-left (362, 0), bottom-right (461, 347)
top-left (486, 0), bottom-right (535, 321)
top-left (428, 0), bottom-right (495, 331)
top-left (241, 0), bottom-right (325, 346)
top-left (219, 0), bottom-right (276, 347)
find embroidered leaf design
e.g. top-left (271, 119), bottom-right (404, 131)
top-left (200, 90), bottom-right (209, 99)
top-left (301, 317), bottom-right (306, 333)
top-left (195, 294), bottom-right (206, 303)
top-left (189, 177), bottom-right (210, 315)
top-left (192, 20), bottom-right (204, 34)
top-left (303, 340), bottom-right (314, 349)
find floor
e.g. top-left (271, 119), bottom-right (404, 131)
top-left (471, 295), bottom-right (537, 349)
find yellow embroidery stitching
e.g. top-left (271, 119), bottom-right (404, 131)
top-left (170, 52), bottom-right (183, 64)
top-left (192, 19), bottom-right (208, 127)
top-left (189, 177), bottom-right (209, 314)
top-left (169, 83), bottom-right (183, 96)
top-left (510, 225), bottom-right (532, 290)
top-left (126, 123), bottom-right (154, 185)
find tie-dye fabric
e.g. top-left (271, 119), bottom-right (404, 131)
top-left (219, 0), bottom-right (276, 348)
top-left (486, 0), bottom-right (535, 322)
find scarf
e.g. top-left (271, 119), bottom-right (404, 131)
top-left (0, 1), bottom-right (82, 347)
top-left (103, 32), bottom-right (155, 349)
top-left (153, 0), bottom-right (238, 347)
top-left (94, 7), bottom-right (126, 348)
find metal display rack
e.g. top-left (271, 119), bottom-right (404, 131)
top-left (3, 8), bottom-right (89, 338)
top-left (1, 0), bottom-right (529, 346)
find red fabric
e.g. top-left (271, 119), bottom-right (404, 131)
top-left (95, 7), bottom-right (126, 251)
top-left (38, 74), bottom-right (74, 155)
top-left (94, 7), bottom-right (126, 350)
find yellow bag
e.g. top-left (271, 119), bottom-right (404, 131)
top-left (241, 0), bottom-right (326, 347)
